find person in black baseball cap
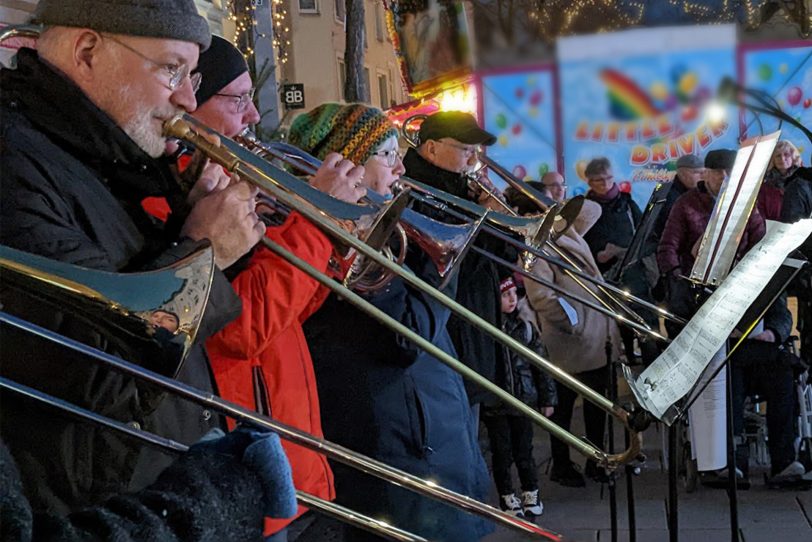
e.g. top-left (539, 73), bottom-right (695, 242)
top-left (704, 149), bottom-right (738, 196)
top-left (407, 110), bottom-right (497, 180)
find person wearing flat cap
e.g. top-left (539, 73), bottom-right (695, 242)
top-left (657, 148), bottom-right (766, 323)
top-left (0, 0), bottom-right (272, 521)
top-left (403, 111), bottom-right (515, 425)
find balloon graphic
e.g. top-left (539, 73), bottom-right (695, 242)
top-left (619, 181), bottom-right (632, 193)
top-left (495, 113), bottom-right (508, 130)
top-left (498, 135), bottom-right (509, 147)
top-left (787, 87), bottom-right (803, 107)
top-left (575, 160), bottom-right (588, 181)
top-left (678, 72), bottom-right (698, 97)
top-left (670, 64), bottom-right (686, 85)
top-left (758, 64), bottom-right (772, 81)
top-left (538, 163), bottom-right (549, 177)
top-left (512, 165), bottom-right (527, 179)
top-left (528, 107), bottom-right (539, 118)
top-left (779, 63), bottom-right (788, 74)
top-left (529, 90), bottom-right (543, 106)
top-left (511, 123), bottom-right (522, 136)
top-left (650, 81), bottom-right (669, 101)
top-left (804, 98), bottom-right (812, 109)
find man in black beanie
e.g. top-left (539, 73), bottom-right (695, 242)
top-left (0, 0), bottom-right (266, 516)
top-left (192, 35), bottom-right (261, 138)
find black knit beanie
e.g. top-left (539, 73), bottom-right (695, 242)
top-left (193, 35), bottom-right (249, 106)
top-left (34, 0), bottom-right (211, 51)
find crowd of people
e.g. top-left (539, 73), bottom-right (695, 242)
top-left (1, 1), bottom-right (812, 541)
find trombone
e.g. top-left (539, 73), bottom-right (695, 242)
top-left (163, 115), bottom-right (650, 468)
top-left (250, 138), bottom-right (674, 340)
top-left (400, 114), bottom-right (685, 337)
top-left (0, 308), bottom-right (559, 541)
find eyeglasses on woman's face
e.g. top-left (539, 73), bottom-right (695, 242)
top-left (370, 148), bottom-right (403, 167)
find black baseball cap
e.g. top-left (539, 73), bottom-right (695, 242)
top-left (419, 111), bottom-right (497, 146)
top-left (705, 149), bottom-right (737, 171)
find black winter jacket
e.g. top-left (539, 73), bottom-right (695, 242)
top-left (0, 440), bottom-right (265, 542)
top-left (483, 311), bottom-right (558, 416)
top-left (583, 191), bottom-right (643, 274)
top-left (402, 148), bottom-right (515, 404)
top-left (781, 167), bottom-right (812, 260)
top-left (0, 49), bottom-right (240, 514)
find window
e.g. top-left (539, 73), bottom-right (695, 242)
top-left (375, 2), bottom-right (385, 42)
top-left (298, 0), bottom-right (318, 13)
top-left (337, 59), bottom-right (346, 101)
top-left (378, 74), bottom-right (388, 110)
top-left (335, 0), bottom-right (345, 23)
top-left (364, 67), bottom-right (371, 103)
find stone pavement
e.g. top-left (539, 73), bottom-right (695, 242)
top-left (481, 397), bottom-right (812, 542)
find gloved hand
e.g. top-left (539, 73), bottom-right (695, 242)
top-left (191, 426), bottom-right (298, 518)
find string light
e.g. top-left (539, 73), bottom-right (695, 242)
top-left (227, 0), bottom-right (291, 65)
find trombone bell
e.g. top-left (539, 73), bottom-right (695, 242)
top-left (0, 245), bottom-right (215, 378)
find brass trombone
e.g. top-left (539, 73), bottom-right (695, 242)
top-left (253, 139), bottom-right (668, 339)
top-left (400, 114), bottom-right (685, 336)
top-left (162, 115), bottom-right (650, 468)
top-left (0, 309), bottom-right (559, 541)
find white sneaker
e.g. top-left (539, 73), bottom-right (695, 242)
top-left (521, 489), bottom-right (543, 516)
top-left (499, 493), bottom-right (524, 518)
top-left (772, 461), bottom-right (806, 481)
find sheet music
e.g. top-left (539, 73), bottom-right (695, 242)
top-left (688, 347), bottom-right (728, 471)
top-left (628, 219), bottom-right (812, 422)
top-left (691, 132), bottom-right (779, 286)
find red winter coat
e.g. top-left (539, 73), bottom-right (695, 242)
top-left (657, 182), bottom-right (766, 277)
top-left (206, 212), bottom-right (335, 535)
top-left (756, 182), bottom-right (784, 222)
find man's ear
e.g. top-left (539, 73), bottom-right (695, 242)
top-left (72, 30), bottom-right (104, 82)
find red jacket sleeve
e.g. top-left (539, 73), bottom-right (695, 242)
top-left (657, 198), bottom-right (688, 276)
top-left (206, 212), bottom-right (332, 359)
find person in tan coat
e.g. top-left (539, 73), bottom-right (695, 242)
top-left (524, 199), bottom-right (622, 487)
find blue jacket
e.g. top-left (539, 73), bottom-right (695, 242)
top-left (303, 251), bottom-right (492, 541)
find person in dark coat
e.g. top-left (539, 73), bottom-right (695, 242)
top-left (1, 429), bottom-right (297, 542)
top-left (289, 104), bottom-right (492, 542)
top-left (402, 111), bottom-right (513, 416)
top-left (657, 149), bottom-right (766, 325)
top-left (481, 275), bottom-right (557, 519)
top-left (580, 157), bottom-right (644, 361)
top-left (0, 0), bottom-right (265, 516)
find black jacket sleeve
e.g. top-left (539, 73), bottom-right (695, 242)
top-left (2, 440), bottom-right (265, 542)
top-left (528, 326), bottom-right (558, 408)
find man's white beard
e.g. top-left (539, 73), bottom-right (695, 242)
top-left (97, 83), bottom-right (178, 158)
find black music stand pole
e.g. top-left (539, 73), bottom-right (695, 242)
top-left (667, 423), bottom-right (679, 542)
top-left (624, 423), bottom-right (638, 542)
top-left (606, 337), bottom-right (619, 542)
top-left (725, 348), bottom-right (740, 542)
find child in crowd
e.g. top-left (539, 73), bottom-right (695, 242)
top-left (482, 275), bottom-right (558, 518)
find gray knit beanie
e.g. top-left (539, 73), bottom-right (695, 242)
top-left (34, 0), bottom-right (212, 51)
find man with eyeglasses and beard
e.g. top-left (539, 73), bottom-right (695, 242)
top-left (0, 0), bottom-right (266, 516)
top-left (402, 111), bottom-right (514, 430)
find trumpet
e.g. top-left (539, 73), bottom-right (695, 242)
top-left (162, 115), bottom-right (649, 469)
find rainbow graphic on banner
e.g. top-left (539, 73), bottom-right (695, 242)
top-left (600, 68), bottom-right (659, 120)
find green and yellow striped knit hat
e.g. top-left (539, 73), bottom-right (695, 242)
top-left (287, 103), bottom-right (398, 165)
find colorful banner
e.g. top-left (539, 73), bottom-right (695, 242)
top-left (479, 68), bottom-right (558, 190)
top-left (557, 25), bottom-right (739, 209)
top-left (740, 43), bottom-right (811, 160)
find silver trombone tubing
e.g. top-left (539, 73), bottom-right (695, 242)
top-left (254, 140), bottom-right (678, 338)
top-left (0, 376), bottom-right (428, 542)
top-left (0, 311), bottom-right (561, 540)
top-left (470, 156), bottom-right (683, 329)
top-left (404, 185), bottom-right (684, 329)
top-left (163, 116), bottom-right (647, 469)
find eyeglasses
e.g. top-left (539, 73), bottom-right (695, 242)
top-left (370, 149), bottom-right (402, 167)
top-left (102, 34), bottom-right (201, 92)
top-left (437, 139), bottom-right (481, 157)
top-left (214, 89), bottom-right (256, 112)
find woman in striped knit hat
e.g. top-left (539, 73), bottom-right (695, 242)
top-left (290, 103), bottom-right (493, 542)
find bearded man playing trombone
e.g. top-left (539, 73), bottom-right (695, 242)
top-left (0, 0), bottom-right (266, 515)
